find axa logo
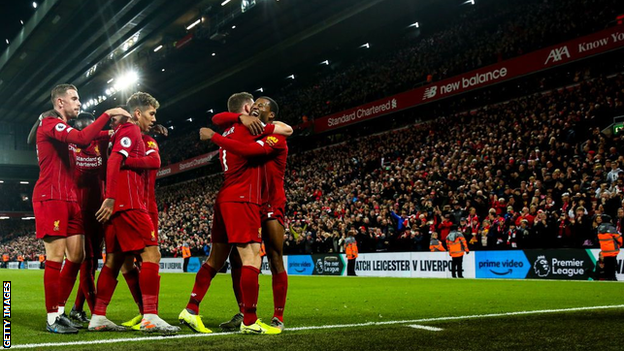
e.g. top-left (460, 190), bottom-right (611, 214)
top-left (534, 255), bottom-right (550, 277)
top-left (544, 46), bottom-right (570, 64)
top-left (423, 86), bottom-right (438, 100)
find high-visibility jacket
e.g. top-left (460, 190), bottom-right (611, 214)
top-left (2, 254), bottom-right (8, 262)
top-left (446, 231), bottom-right (469, 258)
top-left (259, 243), bottom-right (266, 257)
top-left (429, 238), bottom-right (446, 252)
top-left (345, 241), bottom-right (358, 260)
top-left (39, 254), bottom-right (45, 262)
top-left (182, 246), bottom-right (191, 259)
top-left (598, 225), bottom-right (622, 257)
top-left (17, 255), bottom-right (24, 262)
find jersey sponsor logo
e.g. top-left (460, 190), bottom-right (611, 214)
top-left (53, 220), bottom-right (60, 232)
top-left (266, 136), bottom-right (278, 146)
top-left (94, 145), bottom-right (100, 156)
top-left (146, 141), bottom-right (158, 149)
top-left (55, 123), bottom-right (67, 132)
top-left (120, 137), bottom-right (132, 148)
top-left (151, 231), bottom-right (156, 241)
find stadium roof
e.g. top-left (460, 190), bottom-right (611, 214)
top-left (0, 0), bottom-right (450, 126)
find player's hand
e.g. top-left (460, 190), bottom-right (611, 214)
top-left (151, 124), bottom-right (168, 137)
top-left (105, 107), bottom-right (131, 119)
top-left (96, 198), bottom-right (115, 223)
top-left (240, 115), bottom-right (264, 136)
top-left (199, 128), bottom-right (215, 141)
top-left (108, 130), bottom-right (114, 136)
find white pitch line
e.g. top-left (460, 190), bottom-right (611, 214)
top-left (12, 304), bottom-right (624, 349)
top-left (408, 324), bottom-right (444, 331)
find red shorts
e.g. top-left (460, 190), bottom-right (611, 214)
top-left (261, 202), bottom-right (285, 227)
top-left (211, 202), bottom-right (261, 244)
top-left (105, 210), bottom-right (156, 253)
top-left (34, 200), bottom-right (84, 239)
top-left (148, 211), bottom-right (158, 235)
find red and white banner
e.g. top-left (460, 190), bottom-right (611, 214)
top-left (314, 25), bottom-right (624, 133)
top-left (156, 150), bottom-right (219, 179)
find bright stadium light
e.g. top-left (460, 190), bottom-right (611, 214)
top-left (107, 78), bottom-right (114, 84)
top-left (256, 87), bottom-right (263, 92)
top-left (0, 180), bottom-right (3, 183)
top-left (154, 45), bottom-right (163, 52)
top-left (286, 74), bottom-right (295, 79)
top-left (320, 60), bottom-right (329, 65)
top-left (360, 43), bottom-right (370, 49)
top-left (19, 181), bottom-right (29, 184)
top-left (32, 2), bottom-right (37, 9)
top-left (0, 217), bottom-right (9, 220)
top-left (113, 70), bottom-right (139, 91)
top-left (187, 118), bottom-right (193, 122)
top-left (168, 126), bottom-right (175, 130)
top-left (462, 0), bottom-right (475, 4)
top-left (207, 109), bottom-right (214, 113)
top-left (186, 19), bottom-right (201, 30)
top-left (221, 0), bottom-right (232, 6)
top-left (409, 22), bottom-right (419, 28)
top-left (22, 217), bottom-right (35, 220)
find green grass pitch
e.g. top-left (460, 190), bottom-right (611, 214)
top-left (3, 269), bottom-right (624, 350)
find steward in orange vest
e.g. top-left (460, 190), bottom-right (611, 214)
top-left (182, 243), bottom-right (191, 272)
top-left (345, 233), bottom-right (358, 276)
top-left (597, 215), bottom-right (622, 281)
top-left (446, 226), bottom-right (469, 278)
top-left (1, 254), bottom-right (8, 269)
top-left (429, 232), bottom-right (446, 252)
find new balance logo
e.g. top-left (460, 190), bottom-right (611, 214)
top-left (544, 46), bottom-right (570, 64)
top-left (422, 86), bottom-right (437, 100)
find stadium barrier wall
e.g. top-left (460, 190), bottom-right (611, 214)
top-left (9, 250), bottom-right (623, 280)
top-left (285, 250), bottom-right (623, 280)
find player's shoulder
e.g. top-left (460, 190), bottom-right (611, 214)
top-left (143, 134), bottom-right (158, 149)
top-left (264, 133), bottom-right (287, 147)
top-left (118, 122), bottom-right (141, 136)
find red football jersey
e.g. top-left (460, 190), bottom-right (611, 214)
top-left (106, 123), bottom-right (146, 213)
top-left (73, 137), bottom-right (107, 210)
top-left (142, 134), bottom-right (159, 214)
top-left (261, 134), bottom-right (288, 207)
top-left (215, 123), bottom-right (274, 205)
top-left (33, 112), bottom-right (110, 202)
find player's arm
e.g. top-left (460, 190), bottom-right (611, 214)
top-left (211, 133), bottom-right (284, 159)
top-left (272, 121), bottom-right (293, 137)
top-left (213, 112), bottom-right (265, 135)
top-left (44, 107), bottom-right (130, 145)
top-left (96, 152), bottom-right (122, 222)
top-left (124, 151), bottom-right (161, 170)
top-left (26, 114), bottom-right (43, 145)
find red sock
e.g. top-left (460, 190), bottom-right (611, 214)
top-left (272, 271), bottom-right (288, 321)
top-left (77, 260), bottom-right (96, 313)
top-left (231, 267), bottom-right (243, 313)
top-left (44, 260), bottom-right (62, 313)
top-left (186, 263), bottom-right (217, 315)
top-left (123, 268), bottom-right (144, 314)
top-left (74, 284), bottom-right (85, 311)
top-left (139, 262), bottom-right (160, 315)
top-left (58, 259), bottom-right (81, 309)
top-left (241, 265), bottom-right (260, 326)
top-left (93, 266), bottom-right (118, 316)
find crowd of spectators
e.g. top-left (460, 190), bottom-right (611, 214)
top-left (0, 220), bottom-right (41, 261)
top-left (151, 72), bottom-right (624, 256)
top-left (157, 0), bottom-right (622, 165)
top-left (2, 0), bottom-right (624, 259)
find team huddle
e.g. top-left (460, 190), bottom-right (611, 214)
top-left (32, 85), bottom-right (291, 335)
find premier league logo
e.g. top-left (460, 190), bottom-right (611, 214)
top-left (534, 255), bottom-right (550, 277)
